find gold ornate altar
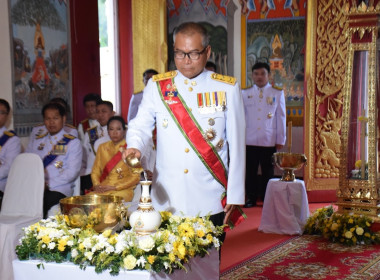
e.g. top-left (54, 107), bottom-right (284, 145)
top-left (335, 1), bottom-right (380, 220)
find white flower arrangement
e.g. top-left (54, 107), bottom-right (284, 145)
top-left (16, 212), bottom-right (223, 275)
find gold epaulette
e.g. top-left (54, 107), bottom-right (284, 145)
top-left (273, 85), bottom-right (283, 91)
top-left (80, 118), bottom-right (89, 124)
top-left (64, 134), bottom-right (76, 139)
top-left (36, 132), bottom-right (48, 139)
top-left (33, 123), bottom-right (44, 127)
top-left (65, 123), bottom-right (76, 129)
top-left (87, 125), bottom-right (98, 132)
top-left (211, 73), bottom-right (237, 85)
top-left (4, 131), bottom-right (15, 137)
top-left (152, 71), bottom-right (177, 82)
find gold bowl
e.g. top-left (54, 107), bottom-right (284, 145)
top-left (273, 152), bottom-right (307, 181)
top-left (124, 153), bottom-right (144, 174)
top-left (60, 194), bottom-right (126, 232)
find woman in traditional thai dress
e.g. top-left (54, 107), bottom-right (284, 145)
top-left (89, 116), bottom-right (140, 201)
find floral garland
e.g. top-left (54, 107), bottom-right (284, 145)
top-left (304, 206), bottom-right (380, 246)
top-left (16, 212), bottom-right (223, 275)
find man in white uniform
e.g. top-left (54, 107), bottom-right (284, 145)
top-left (242, 62), bottom-right (286, 208)
top-left (123, 22), bottom-right (246, 234)
top-left (0, 99), bottom-right (21, 208)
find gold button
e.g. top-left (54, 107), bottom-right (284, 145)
top-left (189, 108), bottom-right (192, 111)
top-left (184, 169), bottom-right (189, 174)
top-left (188, 87), bottom-right (193, 92)
top-left (258, 127), bottom-right (261, 130)
top-left (258, 108), bottom-right (262, 111)
top-left (185, 148), bottom-right (189, 153)
top-left (258, 118), bottom-right (261, 120)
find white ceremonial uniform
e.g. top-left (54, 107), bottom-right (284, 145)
top-left (242, 83), bottom-right (286, 146)
top-left (0, 127), bottom-right (21, 192)
top-left (27, 124), bottom-right (79, 152)
top-left (81, 125), bottom-right (107, 176)
top-left (127, 91), bottom-right (143, 123)
top-left (77, 118), bottom-right (99, 143)
top-left (26, 129), bottom-right (82, 197)
top-left (127, 70), bottom-right (246, 217)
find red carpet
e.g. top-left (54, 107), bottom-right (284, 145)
top-left (220, 203), bottom-right (330, 271)
top-left (221, 235), bottom-right (380, 280)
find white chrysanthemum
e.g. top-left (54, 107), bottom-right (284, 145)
top-left (139, 236), bottom-right (155, 252)
top-left (123, 255), bottom-right (137, 270)
top-left (42, 244), bottom-right (46, 248)
top-left (67, 240), bottom-right (74, 247)
top-left (48, 242), bottom-right (56, 250)
top-left (212, 237), bottom-right (220, 248)
top-left (136, 256), bottom-right (146, 267)
top-left (157, 245), bottom-right (165, 253)
top-left (164, 262), bottom-right (170, 269)
top-left (84, 251), bottom-right (93, 260)
top-left (356, 227), bottom-right (364, 236)
top-left (82, 237), bottom-right (92, 249)
top-left (115, 239), bottom-right (128, 254)
top-left (105, 245), bottom-right (115, 254)
top-left (164, 243), bottom-right (174, 252)
top-left (71, 248), bottom-right (78, 258)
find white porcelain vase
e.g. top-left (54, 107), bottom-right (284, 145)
top-left (129, 180), bottom-right (161, 235)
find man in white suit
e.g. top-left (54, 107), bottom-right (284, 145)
top-left (242, 62), bottom-right (286, 207)
top-left (123, 22), bottom-right (246, 235)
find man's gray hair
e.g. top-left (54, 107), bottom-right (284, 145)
top-left (173, 22), bottom-right (210, 48)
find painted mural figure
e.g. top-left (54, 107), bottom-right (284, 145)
top-left (32, 23), bottom-right (50, 89)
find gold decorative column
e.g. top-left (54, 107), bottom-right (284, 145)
top-left (132, 0), bottom-right (167, 93)
top-left (336, 1), bottom-right (380, 220)
top-left (304, 0), bottom-right (349, 191)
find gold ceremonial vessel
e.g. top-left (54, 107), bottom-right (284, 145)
top-left (124, 153), bottom-right (144, 174)
top-left (273, 152), bottom-right (307, 181)
top-left (60, 194), bottom-right (127, 233)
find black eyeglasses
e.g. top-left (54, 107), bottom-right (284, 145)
top-left (174, 46), bottom-right (208, 60)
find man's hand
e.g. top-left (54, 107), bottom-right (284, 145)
top-left (275, 144), bottom-right (284, 150)
top-left (223, 204), bottom-right (239, 225)
top-left (122, 148), bottom-right (141, 161)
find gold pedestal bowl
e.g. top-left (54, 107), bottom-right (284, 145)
top-left (60, 194), bottom-right (127, 233)
top-left (273, 152), bottom-right (307, 181)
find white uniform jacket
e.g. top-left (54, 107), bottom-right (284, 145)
top-left (242, 83), bottom-right (286, 147)
top-left (127, 70), bottom-right (246, 217)
top-left (81, 125), bottom-right (107, 175)
top-left (78, 118), bottom-right (99, 144)
top-left (26, 129), bottom-right (82, 197)
top-left (0, 127), bottom-right (21, 192)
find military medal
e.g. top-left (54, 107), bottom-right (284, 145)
top-left (267, 96), bottom-right (275, 105)
top-left (259, 89), bottom-right (263, 99)
top-left (52, 144), bottom-right (67, 155)
top-left (208, 118), bottom-right (215, 126)
top-left (116, 168), bottom-right (123, 179)
top-left (38, 143), bottom-right (45, 150)
top-left (162, 119), bottom-right (168, 128)
top-left (164, 84), bottom-right (178, 105)
top-left (197, 91), bottom-right (226, 114)
top-left (54, 161), bottom-right (63, 169)
top-left (267, 112), bottom-right (273, 118)
top-left (216, 139), bottom-right (224, 150)
top-left (204, 128), bottom-right (217, 141)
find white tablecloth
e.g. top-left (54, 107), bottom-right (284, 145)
top-left (12, 248), bottom-right (219, 280)
top-left (258, 179), bottom-right (309, 235)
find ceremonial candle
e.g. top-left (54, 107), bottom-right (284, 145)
top-left (288, 121), bottom-right (292, 152)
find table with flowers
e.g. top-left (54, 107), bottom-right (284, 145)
top-left (12, 212), bottom-right (221, 280)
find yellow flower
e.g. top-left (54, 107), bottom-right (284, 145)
top-left (350, 227), bottom-right (355, 232)
top-left (108, 236), bottom-right (117, 245)
top-left (102, 229), bottom-right (112, 238)
top-left (345, 231), bottom-right (353, 239)
top-left (42, 235), bottom-right (51, 244)
top-left (178, 243), bottom-right (186, 259)
top-left (78, 243), bottom-right (85, 250)
top-left (123, 255), bottom-right (137, 270)
top-left (365, 232), bottom-right (371, 238)
top-left (348, 218), bottom-right (354, 224)
top-left (196, 229), bottom-right (205, 238)
top-left (178, 223), bottom-right (195, 238)
top-left (356, 227), bottom-right (364, 236)
top-left (169, 253), bottom-right (175, 263)
top-left (352, 236), bottom-right (357, 243)
top-left (366, 222), bottom-right (371, 227)
top-left (355, 160), bottom-right (362, 169)
top-left (206, 234), bottom-right (213, 242)
top-left (331, 223), bottom-right (339, 231)
top-left (147, 255), bottom-right (156, 264)
top-left (58, 238), bottom-right (67, 251)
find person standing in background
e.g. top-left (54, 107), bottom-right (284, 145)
top-left (242, 62), bottom-right (286, 208)
top-left (127, 69), bottom-right (158, 123)
top-left (77, 93), bottom-right (102, 143)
